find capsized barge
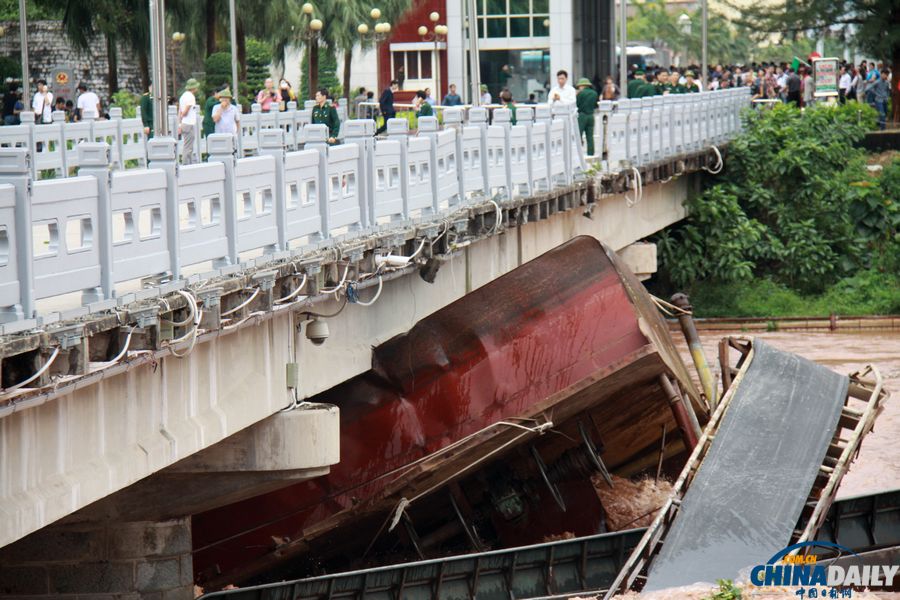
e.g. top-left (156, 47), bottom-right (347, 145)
top-left (193, 236), bottom-right (710, 589)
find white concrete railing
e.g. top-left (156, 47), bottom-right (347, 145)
top-left (0, 88), bottom-right (748, 329)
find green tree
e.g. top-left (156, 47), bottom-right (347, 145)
top-left (737, 0), bottom-right (900, 124)
top-left (627, 1), bottom-right (752, 67)
top-left (656, 102), bottom-right (896, 294)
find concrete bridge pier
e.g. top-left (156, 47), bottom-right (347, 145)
top-left (0, 405), bottom-right (339, 599)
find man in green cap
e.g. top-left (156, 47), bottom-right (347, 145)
top-left (575, 78), bottom-right (598, 156)
top-left (627, 69), bottom-right (648, 98)
top-left (178, 78), bottom-right (201, 164)
top-left (682, 70), bottom-right (700, 93)
top-left (312, 87), bottom-right (340, 144)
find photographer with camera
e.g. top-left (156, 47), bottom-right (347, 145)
top-left (255, 78), bottom-right (282, 112)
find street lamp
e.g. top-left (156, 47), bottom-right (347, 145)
top-left (170, 31), bottom-right (186, 101)
top-left (302, 3), bottom-right (324, 98)
top-left (358, 8), bottom-right (391, 95)
top-left (418, 12), bottom-right (448, 104)
top-left (677, 13), bottom-right (692, 67)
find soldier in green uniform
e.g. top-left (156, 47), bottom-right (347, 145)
top-left (139, 86), bottom-right (153, 137)
top-left (415, 90), bottom-right (434, 119)
top-left (312, 87), bottom-right (340, 144)
top-left (655, 70), bottom-right (674, 95)
top-left (627, 69), bottom-right (647, 98)
top-left (202, 86), bottom-right (223, 138)
top-left (682, 71), bottom-right (700, 93)
top-left (575, 78), bottom-right (598, 156)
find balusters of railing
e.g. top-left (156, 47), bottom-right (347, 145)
top-left (77, 143), bottom-right (115, 302)
top-left (147, 137), bottom-right (180, 279)
top-left (343, 119), bottom-right (376, 228)
top-left (516, 107), bottom-right (537, 195)
top-left (304, 124), bottom-right (332, 238)
top-left (551, 103), bottom-right (573, 184)
top-left (259, 129), bottom-right (288, 251)
top-left (416, 116), bottom-right (443, 215)
top-left (443, 107), bottom-right (468, 205)
top-left (385, 118), bottom-right (411, 220)
top-left (468, 107), bottom-right (492, 199)
top-left (0, 148), bottom-right (33, 320)
top-left (207, 133), bottom-right (240, 265)
top-left (304, 100), bottom-right (316, 111)
top-left (596, 101), bottom-right (613, 166)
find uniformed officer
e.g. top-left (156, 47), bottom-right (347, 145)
top-left (312, 87), bottom-right (340, 144)
top-left (139, 85), bottom-right (154, 137)
top-left (628, 69), bottom-right (650, 98)
top-left (682, 71), bottom-right (701, 93)
top-left (575, 78), bottom-right (598, 156)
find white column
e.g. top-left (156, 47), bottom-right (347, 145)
top-left (549, 1), bottom-right (574, 79)
top-left (447, 0), bottom-right (465, 97)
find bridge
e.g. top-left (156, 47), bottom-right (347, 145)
top-left (0, 89), bottom-right (747, 598)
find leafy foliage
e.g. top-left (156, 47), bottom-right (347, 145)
top-left (629, 1), bottom-right (754, 66)
top-left (0, 55), bottom-right (21, 83)
top-left (300, 44), bottom-right (341, 99)
top-left (704, 580), bottom-right (742, 600)
top-left (657, 102), bottom-right (899, 299)
top-left (110, 90), bottom-right (138, 118)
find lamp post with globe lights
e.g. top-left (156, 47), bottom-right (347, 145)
top-left (170, 31), bottom-right (186, 100)
top-left (418, 12), bottom-right (448, 104)
top-left (302, 3), bottom-right (324, 98)
top-left (358, 8), bottom-right (391, 96)
top-left (677, 13), bottom-right (692, 67)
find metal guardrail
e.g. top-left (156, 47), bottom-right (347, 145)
top-left (199, 487), bottom-right (900, 600)
top-left (0, 89), bottom-right (747, 332)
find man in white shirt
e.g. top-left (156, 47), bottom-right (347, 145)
top-left (75, 82), bottom-right (101, 120)
top-left (838, 65), bottom-right (851, 104)
top-left (212, 88), bottom-right (240, 134)
top-left (548, 69), bottom-right (577, 104)
top-left (31, 79), bottom-right (53, 123)
top-left (179, 78), bottom-right (200, 165)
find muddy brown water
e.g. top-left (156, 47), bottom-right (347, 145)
top-left (675, 330), bottom-right (900, 498)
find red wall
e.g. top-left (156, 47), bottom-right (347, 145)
top-left (377, 0), bottom-right (449, 101)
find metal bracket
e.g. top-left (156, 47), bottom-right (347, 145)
top-left (252, 270), bottom-right (278, 292)
top-left (129, 305), bottom-right (160, 328)
top-left (48, 323), bottom-right (84, 350)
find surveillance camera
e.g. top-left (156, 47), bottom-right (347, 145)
top-left (306, 318), bottom-right (329, 345)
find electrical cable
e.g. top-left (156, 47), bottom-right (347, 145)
top-left (275, 273), bottom-right (308, 304)
top-left (352, 275), bottom-right (383, 307)
top-left (625, 166), bottom-right (643, 207)
top-left (489, 200), bottom-right (503, 233)
top-left (221, 287), bottom-right (260, 317)
top-left (169, 290), bottom-right (201, 358)
top-left (704, 145), bottom-right (724, 174)
top-left (319, 263), bottom-right (351, 294)
top-left (2, 346), bottom-right (61, 393)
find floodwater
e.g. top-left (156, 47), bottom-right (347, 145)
top-left (676, 329), bottom-right (900, 498)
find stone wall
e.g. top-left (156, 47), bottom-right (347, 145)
top-left (0, 20), bottom-right (144, 101)
top-left (0, 518), bottom-right (193, 599)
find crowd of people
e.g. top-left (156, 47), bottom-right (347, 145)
top-left (1, 80), bottom-right (106, 125)
top-left (629, 60), bottom-right (894, 129)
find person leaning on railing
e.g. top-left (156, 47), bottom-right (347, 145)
top-left (312, 87), bottom-right (341, 144)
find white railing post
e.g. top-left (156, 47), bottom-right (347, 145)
top-left (259, 128), bottom-right (288, 251)
top-left (109, 106), bottom-right (126, 169)
top-left (416, 116), bottom-right (442, 215)
top-left (491, 108), bottom-right (515, 200)
top-left (343, 119), bottom-right (376, 228)
top-left (207, 134), bottom-right (239, 265)
top-left (147, 137), bottom-right (180, 279)
top-left (386, 118), bottom-right (412, 220)
top-left (443, 107), bottom-right (467, 205)
top-left (516, 106), bottom-right (535, 196)
top-left (304, 124), bottom-right (331, 238)
top-left (0, 148), bottom-right (33, 320)
top-left (19, 111), bottom-right (36, 180)
top-left (468, 107), bottom-right (491, 198)
top-left (77, 142), bottom-right (115, 302)
top-left (551, 103), bottom-right (573, 185)
top-left (597, 100), bottom-right (614, 170)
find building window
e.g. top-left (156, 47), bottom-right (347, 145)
top-left (391, 50), bottom-right (436, 90)
top-left (478, 0), bottom-right (549, 39)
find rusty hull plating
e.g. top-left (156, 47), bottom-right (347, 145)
top-left (192, 236), bottom-right (707, 588)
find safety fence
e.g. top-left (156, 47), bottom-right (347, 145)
top-left (0, 89), bottom-right (747, 327)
